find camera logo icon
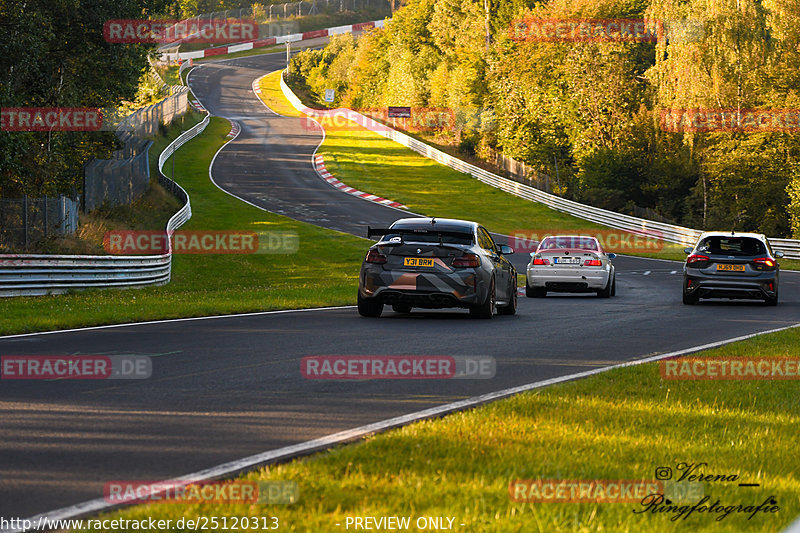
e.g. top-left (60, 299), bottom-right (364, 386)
top-left (655, 467), bottom-right (673, 480)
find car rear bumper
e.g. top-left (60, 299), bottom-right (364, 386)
top-left (359, 267), bottom-right (484, 308)
top-left (684, 271), bottom-right (778, 300)
top-left (526, 267), bottom-right (610, 291)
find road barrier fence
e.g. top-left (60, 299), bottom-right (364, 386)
top-left (0, 196), bottom-right (80, 250)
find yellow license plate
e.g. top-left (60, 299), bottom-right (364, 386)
top-left (404, 257), bottom-right (434, 268)
top-left (717, 264), bottom-right (745, 272)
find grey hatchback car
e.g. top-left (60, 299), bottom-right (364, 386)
top-left (683, 232), bottom-right (784, 305)
top-left (358, 217), bottom-right (517, 318)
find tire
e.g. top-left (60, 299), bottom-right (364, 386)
top-left (610, 277), bottom-right (616, 297)
top-left (357, 292), bottom-right (383, 317)
top-left (525, 281), bottom-right (546, 298)
top-left (498, 276), bottom-right (517, 315)
top-left (682, 290), bottom-right (698, 305)
top-left (764, 286), bottom-right (778, 306)
top-left (598, 275), bottom-right (613, 298)
top-left (470, 278), bottom-right (495, 319)
top-left (392, 303), bottom-right (412, 313)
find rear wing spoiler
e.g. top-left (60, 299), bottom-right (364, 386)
top-left (367, 226), bottom-right (474, 246)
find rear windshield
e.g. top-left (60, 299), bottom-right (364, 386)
top-left (697, 236), bottom-right (766, 256)
top-left (538, 236), bottom-right (599, 251)
top-left (384, 228), bottom-right (474, 246)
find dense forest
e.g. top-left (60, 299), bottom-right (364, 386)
top-left (0, 0), bottom-right (167, 199)
top-left (289, 0), bottom-right (800, 237)
top-left (0, 0), bottom-right (380, 200)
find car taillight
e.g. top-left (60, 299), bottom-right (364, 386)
top-left (687, 254), bottom-right (709, 264)
top-left (754, 257), bottom-right (775, 268)
top-left (583, 259), bottom-right (602, 266)
top-left (453, 253), bottom-right (480, 268)
top-left (365, 249), bottom-right (387, 264)
top-left (532, 256), bottom-right (550, 266)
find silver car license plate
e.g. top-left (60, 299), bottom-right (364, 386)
top-left (555, 257), bottom-right (580, 264)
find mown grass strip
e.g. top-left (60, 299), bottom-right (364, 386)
top-left (76, 325), bottom-right (800, 533)
top-left (0, 116), bottom-right (367, 335)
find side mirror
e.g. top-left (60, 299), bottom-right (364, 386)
top-left (499, 245), bottom-right (514, 255)
top-left (775, 251), bottom-right (785, 259)
top-left (607, 253), bottom-right (616, 259)
top-left (684, 247), bottom-right (693, 254)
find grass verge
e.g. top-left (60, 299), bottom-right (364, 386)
top-left (75, 325), bottom-right (800, 532)
top-left (0, 117), bottom-right (367, 335)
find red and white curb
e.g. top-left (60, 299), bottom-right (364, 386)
top-left (314, 155), bottom-right (407, 210)
top-left (227, 120), bottom-right (241, 138)
top-left (190, 100), bottom-right (206, 112)
top-left (167, 19), bottom-right (386, 61)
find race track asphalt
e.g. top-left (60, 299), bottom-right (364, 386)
top-left (2, 52), bottom-right (799, 520)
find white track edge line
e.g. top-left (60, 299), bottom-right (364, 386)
top-left (0, 306), bottom-right (356, 340)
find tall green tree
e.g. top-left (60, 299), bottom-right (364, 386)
top-left (1, 0), bottom-right (162, 197)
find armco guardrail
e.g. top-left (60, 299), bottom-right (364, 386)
top-left (0, 114), bottom-right (209, 297)
top-left (280, 72), bottom-right (800, 260)
top-left (167, 19), bottom-right (386, 61)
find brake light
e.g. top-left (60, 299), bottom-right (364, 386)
top-left (452, 253), bottom-right (480, 268)
top-left (754, 257), bottom-right (775, 268)
top-left (687, 254), bottom-right (709, 264)
top-left (532, 256), bottom-right (550, 266)
top-left (583, 259), bottom-right (602, 266)
top-left (365, 249), bottom-right (387, 264)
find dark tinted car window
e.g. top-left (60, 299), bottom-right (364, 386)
top-left (385, 225), bottom-right (474, 246)
top-left (697, 237), bottom-right (766, 256)
top-left (539, 236), bottom-right (599, 251)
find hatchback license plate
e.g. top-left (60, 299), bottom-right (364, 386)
top-left (404, 257), bottom-right (434, 268)
top-left (716, 264), bottom-right (745, 272)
